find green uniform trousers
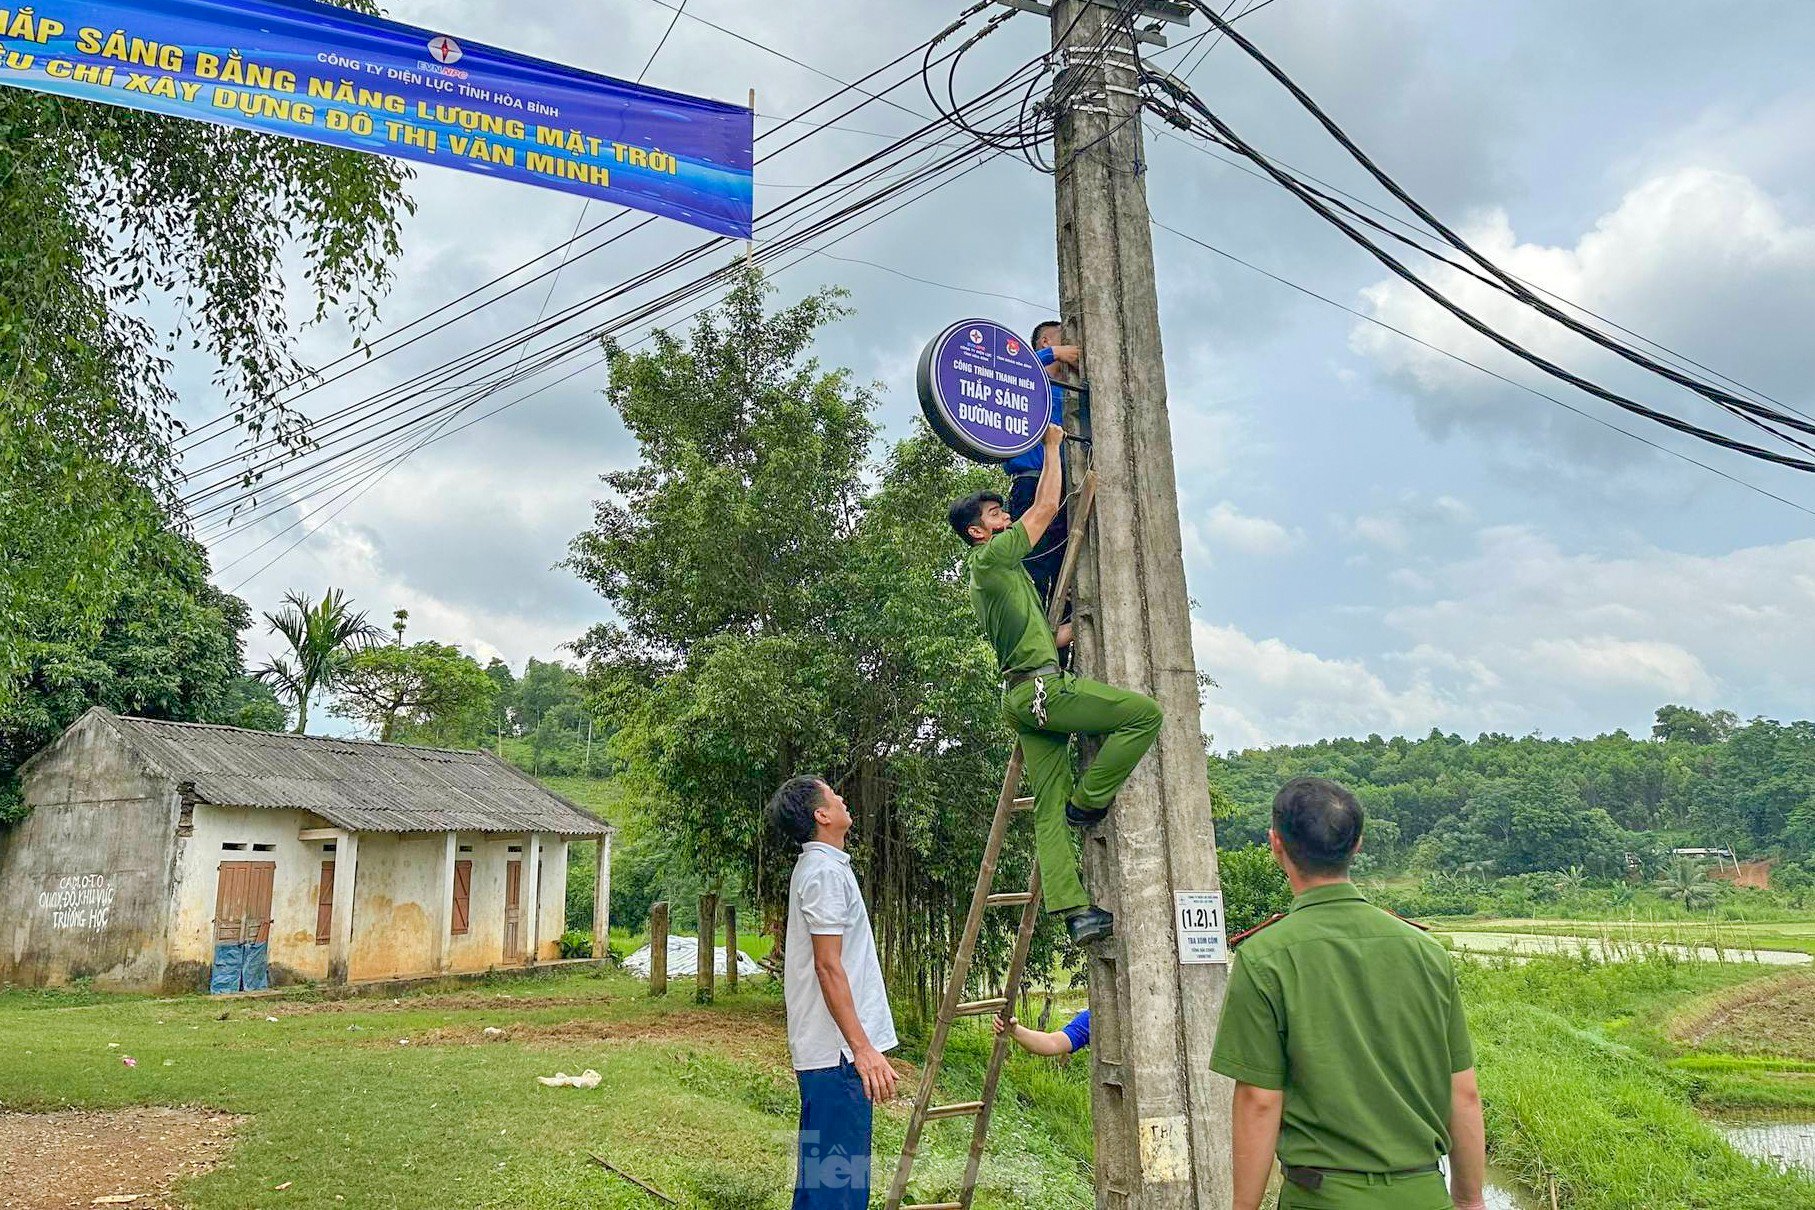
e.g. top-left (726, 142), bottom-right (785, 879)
top-left (1003, 672), bottom-right (1163, 914)
top-left (1276, 1170), bottom-right (1452, 1210)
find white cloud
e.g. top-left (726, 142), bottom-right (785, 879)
top-left (1348, 168), bottom-right (1815, 465)
top-left (1525, 637), bottom-right (1713, 698)
top-left (1384, 526), bottom-right (1815, 704)
top-left (1193, 525), bottom-right (1815, 749)
top-left (1193, 502), bottom-right (1300, 556)
top-left (1346, 513), bottom-right (1409, 551)
top-left (1193, 619), bottom-right (1475, 751)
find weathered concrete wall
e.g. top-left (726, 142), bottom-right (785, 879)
top-left (0, 713), bottom-right (177, 989)
top-left (167, 804), bottom-right (333, 991)
top-left (536, 838), bottom-right (568, 961)
top-left (347, 832), bottom-right (441, 982)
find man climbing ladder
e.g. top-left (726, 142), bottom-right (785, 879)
top-left (947, 421), bottom-right (1163, 947)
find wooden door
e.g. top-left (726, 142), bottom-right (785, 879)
top-left (315, 861), bottom-right (335, 944)
top-left (451, 860), bottom-right (472, 936)
top-left (503, 859), bottom-right (522, 960)
top-left (215, 861), bottom-right (276, 944)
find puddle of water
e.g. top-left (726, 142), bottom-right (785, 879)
top-left (1718, 1119), bottom-right (1815, 1178)
top-left (1440, 1156), bottom-right (1545, 1209)
top-left (1482, 1170), bottom-right (1543, 1209)
top-left (1436, 931), bottom-right (1812, 967)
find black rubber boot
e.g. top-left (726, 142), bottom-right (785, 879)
top-left (1065, 906), bottom-right (1114, 945)
top-left (1066, 801), bottom-right (1111, 828)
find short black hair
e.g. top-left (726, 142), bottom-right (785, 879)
top-left (1031, 320), bottom-right (1062, 346)
top-left (1271, 777), bottom-right (1364, 876)
top-left (767, 775), bottom-right (827, 852)
top-left (947, 491), bottom-right (1005, 545)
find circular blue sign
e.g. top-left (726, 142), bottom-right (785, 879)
top-left (916, 318), bottom-right (1049, 464)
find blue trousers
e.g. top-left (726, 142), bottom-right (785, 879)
top-left (793, 1059), bottom-right (873, 1209)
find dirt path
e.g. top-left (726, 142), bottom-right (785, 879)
top-left (0, 1106), bottom-right (239, 1209)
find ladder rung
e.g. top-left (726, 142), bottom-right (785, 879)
top-left (952, 997), bottom-right (1007, 1017)
top-left (1012, 795), bottom-right (1035, 811)
top-left (985, 891), bottom-right (1033, 907)
top-left (925, 1101), bottom-right (985, 1120)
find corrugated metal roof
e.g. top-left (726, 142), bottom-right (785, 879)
top-left (101, 711), bottom-right (611, 836)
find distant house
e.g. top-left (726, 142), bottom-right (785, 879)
top-left (0, 708), bottom-right (613, 994)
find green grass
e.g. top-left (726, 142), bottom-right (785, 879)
top-left (1462, 956), bottom-right (1815, 1208)
top-left (0, 970), bottom-right (1089, 1209)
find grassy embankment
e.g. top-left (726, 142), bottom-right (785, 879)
top-left (1462, 951), bottom-right (1815, 1209)
top-left (0, 972), bottom-right (1092, 1209)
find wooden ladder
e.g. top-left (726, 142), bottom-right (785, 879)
top-left (885, 472), bottom-right (1098, 1210)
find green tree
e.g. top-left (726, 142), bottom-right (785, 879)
top-left (1217, 845), bottom-right (1293, 935)
top-left (515, 658), bottom-right (583, 731)
top-left (0, 527), bottom-right (256, 822)
top-left (331, 641), bottom-right (497, 744)
top-left (255, 589), bottom-right (383, 735)
top-left (483, 658), bottom-right (519, 737)
top-left (210, 676), bottom-right (289, 732)
top-left (1652, 704), bottom-right (1739, 745)
top-left (0, 2), bottom-right (408, 710)
top-left (1655, 857), bottom-right (1717, 911)
top-left (568, 274), bottom-right (1018, 1008)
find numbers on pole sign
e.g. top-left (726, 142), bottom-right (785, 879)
top-left (1174, 891), bottom-right (1228, 965)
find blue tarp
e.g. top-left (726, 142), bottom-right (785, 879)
top-left (209, 941), bottom-right (270, 993)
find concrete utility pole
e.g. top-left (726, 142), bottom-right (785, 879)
top-left (1048, 3), bottom-right (1233, 1206)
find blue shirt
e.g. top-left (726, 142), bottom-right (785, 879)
top-left (1061, 1009), bottom-right (1091, 1053)
top-left (1002, 346), bottom-right (1062, 475)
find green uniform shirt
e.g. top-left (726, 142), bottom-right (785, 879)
top-left (1209, 882), bottom-right (1475, 1174)
top-left (967, 521), bottom-right (1059, 675)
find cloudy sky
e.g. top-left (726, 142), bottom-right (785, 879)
top-left (174, 0), bottom-right (1815, 750)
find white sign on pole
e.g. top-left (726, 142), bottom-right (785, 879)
top-left (1174, 891), bottom-right (1228, 964)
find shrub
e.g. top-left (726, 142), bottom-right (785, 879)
top-left (1217, 844), bottom-right (1292, 934)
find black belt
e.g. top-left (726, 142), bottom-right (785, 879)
top-left (1002, 663), bottom-right (1061, 688)
top-left (1282, 1163), bottom-right (1439, 1192)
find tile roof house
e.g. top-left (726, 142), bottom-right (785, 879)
top-left (0, 708), bottom-right (614, 993)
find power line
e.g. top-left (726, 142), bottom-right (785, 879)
top-left (1144, 118), bottom-right (1806, 428)
top-left (179, 13), bottom-right (970, 463)
top-left (808, 250), bottom-right (1052, 313)
top-left (219, 144), bottom-right (1008, 587)
top-left (1149, 217), bottom-right (1815, 519)
top-left (1167, 1), bottom-right (1815, 448)
top-left (201, 41), bottom-right (1045, 549)
top-left (184, 16), bottom-right (1015, 509)
top-left (637, 0), bottom-right (688, 82)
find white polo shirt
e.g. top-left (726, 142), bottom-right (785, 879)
top-left (784, 841), bottom-right (897, 1072)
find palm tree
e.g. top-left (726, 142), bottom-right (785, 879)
top-left (1655, 857), bottom-right (1717, 911)
top-left (255, 589), bottom-right (383, 734)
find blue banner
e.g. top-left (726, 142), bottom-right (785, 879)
top-left (0, 0), bottom-right (753, 238)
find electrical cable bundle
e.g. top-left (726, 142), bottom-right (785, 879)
top-left (189, 6), bottom-right (1074, 584)
top-left (1141, 0), bottom-right (1815, 473)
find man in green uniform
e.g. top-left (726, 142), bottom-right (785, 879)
top-left (946, 422), bottom-right (1162, 947)
top-left (1211, 777), bottom-right (1487, 1210)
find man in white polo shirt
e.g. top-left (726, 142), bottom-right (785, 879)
top-left (766, 774), bottom-right (898, 1209)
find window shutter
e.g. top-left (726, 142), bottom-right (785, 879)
top-left (452, 860), bottom-right (472, 935)
top-left (315, 861), bottom-right (335, 945)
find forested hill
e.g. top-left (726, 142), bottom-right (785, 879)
top-left (1209, 705), bottom-right (1815, 877)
